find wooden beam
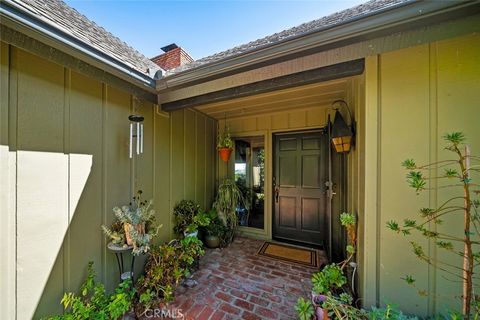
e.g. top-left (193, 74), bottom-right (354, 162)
top-left (197, 79), bottom-right (347, 112)
top-left (161, 59), bottom-right (364, 111)
top-left (200, 89), bottom-right (345, 116)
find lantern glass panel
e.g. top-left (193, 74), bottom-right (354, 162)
top-left (332, 136), bottom-right (352, 153)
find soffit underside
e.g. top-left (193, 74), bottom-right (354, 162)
top-left (194, 78), bottom-right (350, 120)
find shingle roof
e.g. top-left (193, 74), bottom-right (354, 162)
top-left (169, 0), bottom-right (411, 75)
top-left (12, 0), bottom-right (161, 79)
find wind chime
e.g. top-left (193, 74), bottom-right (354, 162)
top-left (128, 114), bottom-right (144, 158)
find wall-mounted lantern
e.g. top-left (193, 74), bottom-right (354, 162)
top-left (129, 114), bottom-right (144, 158)
top-left (330, 100), bottom-right (355, 153)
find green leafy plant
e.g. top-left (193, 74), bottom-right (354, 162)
top-left (214, 179), bottom-right (246, 244)
top-left (217, 126), bottom-right (233, 149)
top-left (312, 264), bottom-right (347, 295)
top-left (173, 200), bottom-right (210, 236)
top-left (186, 211), bottom-right (211, 234)
top-left (295, 297), bottom-right (315, 320)
top-left (340, 212), bottom-right (357, 269)
top-left (135, 237), bottom-right (205, 315)
top-left (369, 303), bottom-right (418, 320)
top-left (101, 220), bottom-right (125, 246)
top-left (204, 209), bottom-right (227, 236)
top-left (302, 212), bottom-right (359, 318)
top-left (102, 190), bottom-right (161, 255)
top-left (320, 294), bottom-right (367, 319)
top-left (387, 132), bottom-right (479, 318)
top-left (202, 208), bottom-right (228, 248)
top-left (311, 213), bottom-right (356, 296)
top-left (46, 262), bottom-right (134, 320)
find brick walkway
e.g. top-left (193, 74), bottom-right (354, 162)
top-left (170, 237), bottom-right (325, 320)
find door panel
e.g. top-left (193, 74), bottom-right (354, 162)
top-left (278, 197), bottom-right (297, 228)
top-left (273, 131), bottom-right (327, 246)
top-left (302, 155), bottom-right (321, 188)
top-left (279, 138), bottom-right (297, 151)
top-left (302, 136), bottom-right (322, 150)
top-left (301, 198), bottom-right (321, 231)
top-left (279, 156), bottom-right (297, 187)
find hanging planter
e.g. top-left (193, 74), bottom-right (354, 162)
top-left (217, 125), bottom-right (233, 162)
top-left (218, 147), bottom-right (233, 162)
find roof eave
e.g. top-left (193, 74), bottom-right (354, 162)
top-left (0, 0), bottom-right (161, 93)
top-left (157, 0), bottom-right (479, 91)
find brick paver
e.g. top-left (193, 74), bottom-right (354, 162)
top-left (168, 237), bottom-right (326, 320)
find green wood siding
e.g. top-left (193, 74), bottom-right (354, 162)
top-left (361, 33), bottom-right (480, 316)
top-left (0, 43), bottom-right (216, 319)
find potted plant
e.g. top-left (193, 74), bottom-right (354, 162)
top-left (102, 190), bottom-right (161, 255)
top-left (214, 178), bottom-right (246, 245)
top-left (202, 208), bottom-right (226, 248)
top-left (185, 211), bottom-right (210, 238)
top-left (296, 212), bottom-right (358, 319)
top-left (173, 200), bottom-right (210, 238)
top-left (310, 264), bottom-right (347, 319)
top-left (217, 126), bottom-right (233, 162)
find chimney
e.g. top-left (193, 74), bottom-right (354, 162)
top-left (151, 43), bottom-right (194, 71)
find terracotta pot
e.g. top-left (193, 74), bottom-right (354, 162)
top-left (315, 307), bottom-right (329, 320)
top-left (312, 293), bottom-right (329, 320)
top-left (124, 222), bottom-right (145, 246)
top-left (218, 147), bottom-right (233, 162)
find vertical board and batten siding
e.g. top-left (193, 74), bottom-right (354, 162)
top-left (169, 108), bottom-right (216, 240)
top-left (344, 75), bottom-right (364, 297)
top-left (362, 33), bottom-right (480, 316)
top-left (0, 43), bottom-right (215, 319)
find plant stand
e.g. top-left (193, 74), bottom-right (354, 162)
top-left (107, 242), bottom-right (135, 282)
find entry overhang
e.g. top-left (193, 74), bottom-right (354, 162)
top-left (161, 59), bottom-right (364, 112)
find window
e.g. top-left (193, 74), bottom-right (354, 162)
top-left (234, 136), bottom-right (265, 229)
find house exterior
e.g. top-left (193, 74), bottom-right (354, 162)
top-left (1, 0), bottom-right (479, 319)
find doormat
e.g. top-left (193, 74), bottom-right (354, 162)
top-left (257, 242), bottom-right (325, 269)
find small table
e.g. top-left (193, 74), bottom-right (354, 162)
top-left (107, 242), bottom-right (135, 282)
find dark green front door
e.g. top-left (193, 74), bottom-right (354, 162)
top-left (273, 131), bottom-right (328, 246)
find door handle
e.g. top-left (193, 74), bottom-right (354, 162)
top-left (275, 187), bottom-right (280, 203)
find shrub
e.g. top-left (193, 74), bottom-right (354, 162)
top-left (135, 237), bottom-right (205, 314)
top-left (388, 132), bottom-right (480, 318)
top-left (45, 262), bottom-right (134, 320)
